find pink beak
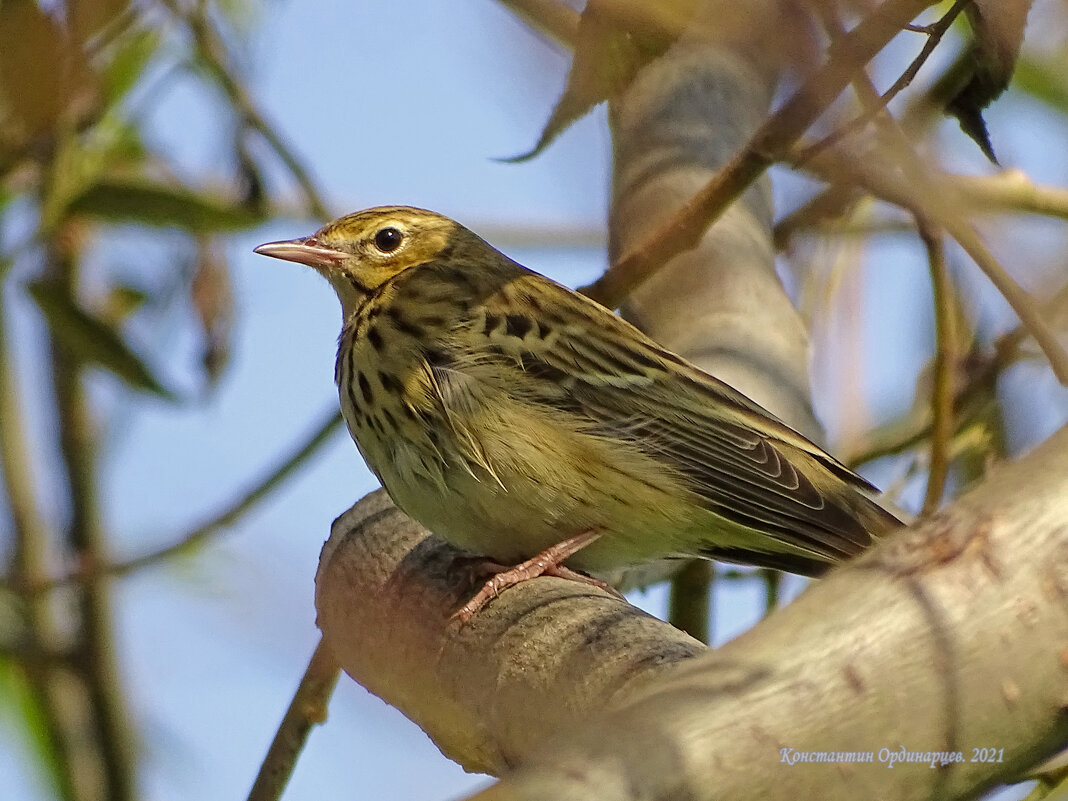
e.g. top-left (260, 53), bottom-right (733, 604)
top-left (253, 237), bottom-right (348, 269)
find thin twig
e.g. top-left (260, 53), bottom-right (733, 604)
top-left (667, 560), bottom-right (714, 645)
top-left (844, 277), bottom-right (1068, 468)
top-left (160, 0), bottom-right (331, 220)
top-left (0, 266), bottom-right (83, 801)
top-left (775, 49), bottom-right (975, 250)
top-left (247, 638), bottom-right (341, 801)
top-left (774, 0), bottom-right (908, 252)
top-left (794, 3), bottom-right (1058, 476)
top-left (777, 171), bottom-right (1068, 246)
top-left (941, 218), bottom-right (1068, 384)
top-left (951, 171), bottom-right (1068, 221)
top-left (773, 185), bottom-right (866, 250)
top-left (917, 223), bottom-right (957, 516)
top-left (817, 2), bottom-right (957, 511)
top-left (802, 7), bottom-right (1068, 386)
top-left (793, 0), bottom-right (973, 166)
top-left (0, 280), bottom-right (50, 593)
top-left (8, 407), bottom-right (344, 596)
top-left (800, 150), bottom-right (1068, 386)
top-left (581, 0), bottom-right (936, 308)
top-left (46, 228), bottom-right (136, 801)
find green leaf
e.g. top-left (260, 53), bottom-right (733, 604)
top-left (0, 650), bottom-right (65, 799)
top-left (102, 283), bottom-right (151, 324)
top-left (1014, 56), bottom-right (1068, 114)
top-left (505, 3), bottom-right (640, 162)
top-left (101, 26), bottom-right (160, 104)
top-left (66, 177), bottom-right (264, 232)
top-left (26, 280), bottom-right (175, 400)
top-left (946, 0), bottom-right (1035, 164)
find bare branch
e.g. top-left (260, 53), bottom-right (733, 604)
top-left (776, 171), bottom-right (1068, 246)
top-left (7, 407), bottom-right (344, 596)
top-left (807, 151), bottom-right (1068, 385)
top-left (46, 230), bottom-right (136, 801)
top-left (159, 0), bottom-right (331, 220)
top-left (247, 639), bottom-right (341, 801)
top-left (0, 265), bottom-right (84, 801)
top-left (795, 0), bottom-right (972, 165)
top-left (918, 223), bottom-right (958, 516)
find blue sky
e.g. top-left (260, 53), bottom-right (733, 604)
top-left (2, 2), bottom-right (1065, 799)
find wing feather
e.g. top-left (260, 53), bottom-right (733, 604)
top-left (484, 274), bottom-right (895, 562)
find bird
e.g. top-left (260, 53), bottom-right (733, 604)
top-left (255, 206), bottom-right (900, 621)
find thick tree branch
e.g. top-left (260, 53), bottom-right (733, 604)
top-left (315, 491), bottom-right (707, 775)
top-left (317, 425), bottom-right (1068, 800)
top-left (605, 0), bottom-right (826, 629)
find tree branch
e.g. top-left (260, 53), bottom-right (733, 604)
top-left (582, 0), bottom-right (937, 308)
top-left (247, 638), bottom-right (340, 801)
top-left (918, 222), bottom-right (958, 516)
top-left (46, 230), bottom-right (135, 801)
top-left (801, 149), bottom-right (1068, 385)
top-left (316, 426), bottom-right (1068, 800)
top-left (314, 490), bottom-right (707, 775)
top-left (159, 0), bottom-right (330, 220)
top-left (0, 262), bottom-right (83, 801)
top-left (606, 1), bottom-right (814, 633)
top-left (794, 0), bottom-right (972, 165)
top-left (7, 407), bottom-right (344, 596)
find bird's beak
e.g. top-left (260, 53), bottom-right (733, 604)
top-left (253, 237), bottom-right (348, 269)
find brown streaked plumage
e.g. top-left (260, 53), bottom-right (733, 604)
top-left (255, 206), bottom-right (900, 619)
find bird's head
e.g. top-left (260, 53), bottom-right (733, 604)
top-left (254, 206), bottom-right (460, 317)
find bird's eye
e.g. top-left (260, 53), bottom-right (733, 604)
top-left (373, 227), bottom-right (404, 253)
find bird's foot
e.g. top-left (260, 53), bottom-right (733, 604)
top-left (541, 564), bottom-right (624, 600)
top-left (448, 552), bottom-right (512, 582)
top-left (451, 529), bottom-right (611, 624)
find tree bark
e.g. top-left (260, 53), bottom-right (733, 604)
top-left (316, 425), bottom-right (1068, 799)
top-left (603, 0), bottom-right (819, 603)
top-left (610, 1), bottom-right (822, 439)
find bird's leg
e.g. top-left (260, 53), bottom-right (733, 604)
top-left (540, 565), bottom-right (622, 599)
top-left (448, 552), bottom-right (513, 580)
top-left (451, 529), bottom-right (619, 623)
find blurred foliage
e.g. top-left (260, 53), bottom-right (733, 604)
top-left (26, 277), bottom-right (174, 399)
top-left (0, 1), bottom-right (320, 800)
top-left (0, 1), bottom-right (1066, 800)
top-left (947, 0), bottom-right (1034, 162)
top-left (509, 0), bottom-right (702, 160)
top-left (0, 0), bottom-right (272, 397)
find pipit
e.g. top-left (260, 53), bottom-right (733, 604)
top-left (256, 206), bottom-right (900, 621)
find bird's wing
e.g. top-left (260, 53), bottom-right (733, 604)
top-left (488, 275), bottom-right (896, 564)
